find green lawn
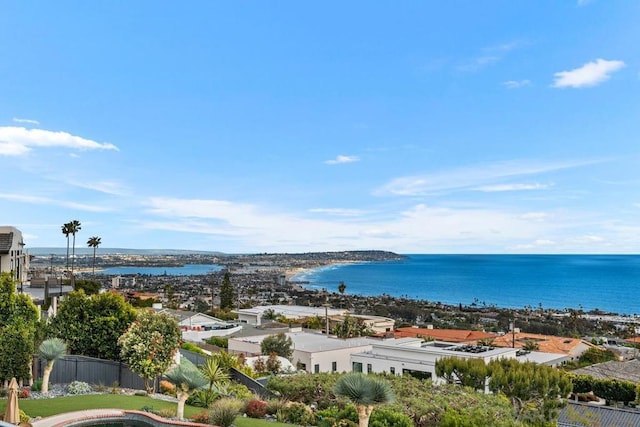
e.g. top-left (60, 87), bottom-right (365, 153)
top-left (0, 394), bottom-right (299, 427)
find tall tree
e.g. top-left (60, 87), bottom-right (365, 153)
top-left (61, 222), bottom-right (72, 271)
top-left (333, 373), bottom-right (395, 427)
top-left (219, 271), bottom-right (234, 310)
top-left (87, 236), bottom-right (101, 276)
top-left (68, 220), bottom-right (81, 278)
top-left (118, 309), bottom-right (182, 393)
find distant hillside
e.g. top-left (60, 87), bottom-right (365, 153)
top-left (28, 247), bottom-right (226, 256)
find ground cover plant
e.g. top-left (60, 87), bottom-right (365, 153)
top-left (267, 372), bottom-right (522, 426)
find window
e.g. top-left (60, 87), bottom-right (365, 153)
top-left (390, 367), bottom-right (395, 375)
top-left (332, 361), bottom-right (337, 372)
top-left (403, 368), bottom-right (432, 381)
top-left (299, 363), bottom-right (306, 371)
top-left (352, 362), bottom-right (363, 373)
top-left (367, 364), bottom-right (372, 374)
top-left (314, 364), bottom-right (320, 373)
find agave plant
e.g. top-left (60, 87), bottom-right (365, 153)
top-left (164, 357), bottom-right (208, 419)
top-left (39, 338), bottom-right (68, 393)
top-left (333, 373), bottom-right (395, 427)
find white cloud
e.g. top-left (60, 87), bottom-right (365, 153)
top-left (0, 126), bottom-right (119, 156)
top-left (474, 183), bottom-right (552, 192)
top-left (308, 208), bottom-right (366, 216)
top-left (520, 212), bottom-right (552, 221)
top-left (573, 235), bottom-right (605, 243)
top-left (141, 197), bottom-right (551, 252)
top-left (552, 59), bottom-right (625, 88)
top-left (67, 180), bottom-right (129, 196)
top-left (503, 80), bottom-right (531, 89)
top-left (12, 117), bottom-right (40, 125)
top-left (375, 159), bottom-right (598, 196)
top-left (324, 155), bottom-right (360, 165)
top-left (0, 193), bottom-right (113, 212)
top-left (511, 239), bottom-right (556, 250)
top-left (458, 40), bottom-right (527, 72)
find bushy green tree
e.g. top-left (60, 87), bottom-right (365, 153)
top-left (49, 290), bottom-right (137, 360)
top-left (332, 315), bottom-right (373, 338)
top-left (118, 309), bottom-right (182, 393)
top-left (489, 358), bottom-right (572, 425)
top-left (261, 332), bottom-right (293, 359)
top-left (435, 357), bottom-right (488, 391)
top-left (0, 272), bottom-right (39, 383)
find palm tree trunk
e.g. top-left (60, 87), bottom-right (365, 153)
top-left (92, 246), bottom-right (96, 276)
top-left (176, 391), bottom-right (188, 420)
top-left (357, 405), bottom-right (373, 427)
top-left (42, 361), bottom-right (54, 393)
top-left (71, 234), bottom-right (76, 275)
top-left (66, 237), bottom-right (70, 271)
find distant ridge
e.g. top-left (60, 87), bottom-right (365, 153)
top-left (28, 247), bottom-right (226, 256)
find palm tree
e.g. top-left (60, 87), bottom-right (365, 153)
top-left (61, 222), bottom-right (73, 272)
top-left (39, 338), bottom-right (67, 393)
top-left (87, 236), bottom-right (101, 276)
top-left (199, 356), bottom-right (229, 393)
top-left (333, 373), bottom-right (395, 427)
top-left (164, 358), bottom-right (208, 419)
top-left (68, 220), bottom-right (81, 280)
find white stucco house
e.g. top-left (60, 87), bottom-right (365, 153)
top-left (155, 307), bottom-right (242, 341)
top-left (228, 330), bottom-right (380, 374)
top-left (0, 226), bottom-right (27, 284)
top-left (351, 338), bottom-right (568, 384)
top-left (235, 305), bottom-right (349, 326)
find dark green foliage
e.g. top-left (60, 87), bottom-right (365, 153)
top-left (332, 315), bottom-right (374, 338)
top-left (592, 378), bottom-right (636, 404)
top-left (569, 374), bottom-right (594, 394)
top-left (204, 336), bottom-right (229, 348)
top-left (70, 279), bottom-right (101, 295)
top-left (219, 272), bottom-right (234, 310)
top-left (316, 405), bottom-right (358, 426)
top-left (489, 358), bottom-right (572, 424)
top-left (0, 272), bottom-right (38, 383)
top-left (369, 407), bottom-right (413, 427)
top-left (577, 347), bottom-right (617, 366)
top-left (49, 290), bottom-right (137, 360)
top-left (435, 357), bottom-right (488, 391)
top-left (261, 332), bottom-right (293, 359)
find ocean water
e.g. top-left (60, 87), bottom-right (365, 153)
top-left (97, 264), bottom-right (222, 276)
top-left (292, 255), bottom-right (640, 315)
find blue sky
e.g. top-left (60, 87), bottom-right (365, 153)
top-left (1, 1), bottom-right (639, 254)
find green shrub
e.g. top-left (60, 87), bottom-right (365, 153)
top-left (205, 336), bottom-right (229, 348)
top-left (277, 402), bottom-right (315, 425)
top-left (228, 383), bottom-right (254, 400)
top-left (186, 389), bottom-right (216, 408)
top-left (156, 408), bottom-right (176, 419)
top-left (265, 399), bottom-right (288, 416)
top-left (369, 407), bottom-right (413, 427)
top-left (181, 342), bottom-right (206, 355)
top-left (66, 381), bottom-right (92, 395)
top-left (316, 405), bottom-right (358, 427)
top-left (209, 398), bottom-right (243, 427)
top-left (31, 378), bottom-right (44, 392)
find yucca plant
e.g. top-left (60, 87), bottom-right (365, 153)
top-left (333, 373), bottom-right (395, 427)
top-left (163, 357), bottom-right (208, 419)
top-left (39, 338), bottom-right (68, 393)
